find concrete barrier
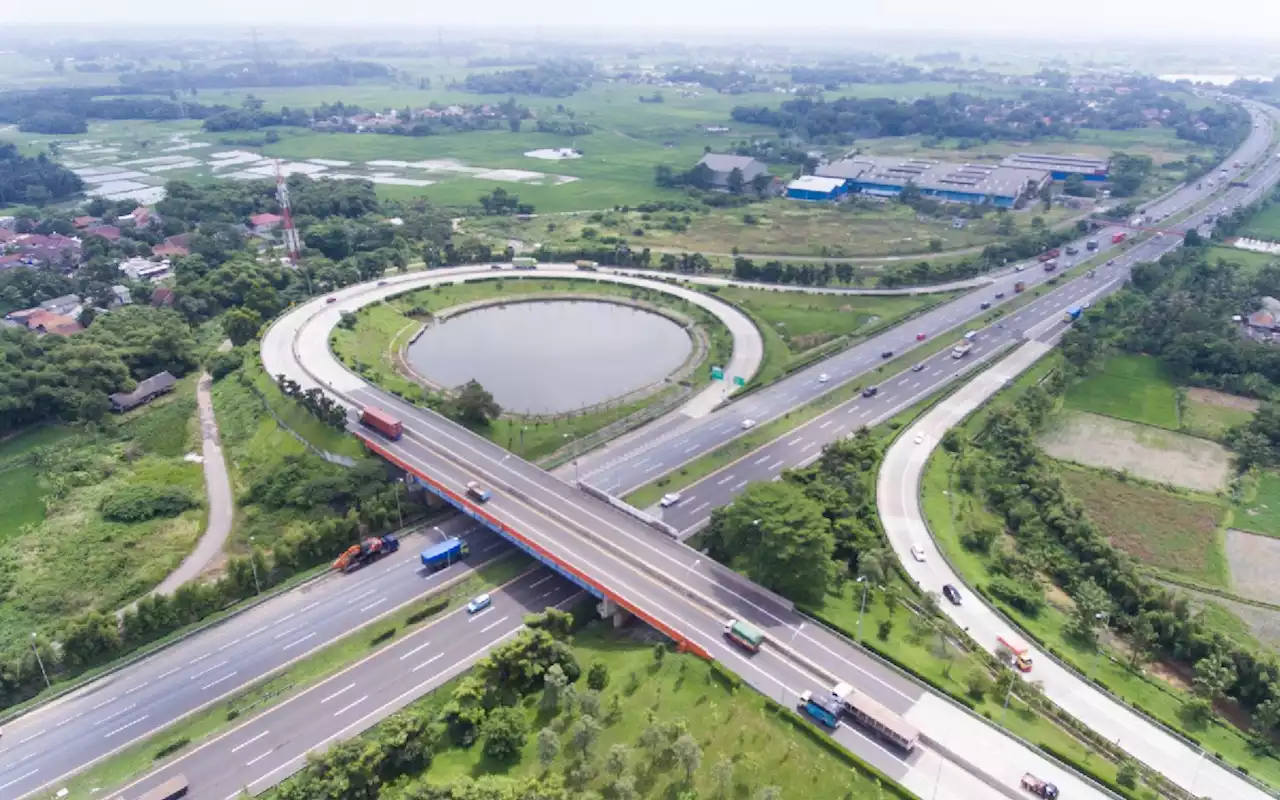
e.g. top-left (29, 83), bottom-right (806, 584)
top-left (577, 481), bottom-right (680, 539)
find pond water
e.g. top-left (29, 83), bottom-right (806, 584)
top-left (405, 300), bottom-right (693, 415)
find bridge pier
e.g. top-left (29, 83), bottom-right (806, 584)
top-left (597, 597), bottom-right (632, 628)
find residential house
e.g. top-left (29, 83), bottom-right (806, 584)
top-left (11, 233), bottom-right (82, 268)
top-left (153, 233), bottom-right (191, 258)
top-left (109, 371), bottom-right (177, 412)
top-left (250, 213), bottom-right (283, 234)
top-left (694, 154), bottom-right (768, 190)
top-left (150, 286), bottom-right (175, 307)
top-left (120, 207), bottom-right (159, 229)
top-left (109, 285), bottom-right (132, 307)
top-left (39, 294), bottom-right (83, 317)
top-left (73, 215), bottom-right (100, 229)
top-left (119, 256), bottom-right (172, 282)
top-left (86, 225), bottom-right (121, 242)
top-left (4, 296), bottom-right (84, 336)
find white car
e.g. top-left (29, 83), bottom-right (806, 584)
top-left (913, 433), bottom-right (925, 445)
top-left (741, 419), bottom-right (756, 430)
top-left (467, 593), bottom-right (492, 614)
top-left (818, 373), bottom-right (830, 383)
top-left (910, 545), bottom-right (927, 562)
top-left (660, 492), bottom-right (682, 508)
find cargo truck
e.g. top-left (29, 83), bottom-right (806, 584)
top-left (333, 534), bottom-right (400, 572)
top-left (1111, 232), bottom-right (1127, 244)
top-left (1042, 260), bottom-right (1057, 272)
top-left (512, 257), bottom-right (538, 269)
top-left (421, 537), bottom-right (470, 571)
top-left (724, 618), bottom-right (764, 653)
top-left (359, 406), bottom-right (403, 440)
top-left (1020, 773), bottom-right (1060, 799)
top-left (1085, 239), bottom-right (1099, 251)
top-left (998, 636), bottom-right (1034, 672)
top-left (831, 682), bottom-right (920, 751)
top-left (1063, 306), bottom-right (1082, 323)
top-left (1037, 248), bottom-right (1060, 262)
top-left (951, 341), bottom-right (973, 359)
top-left (798, 690), bottom-right (841, 728)
top-left (1013, 281), bottom-right (1026, 293)
top-left (136, 776), bottom-right (190, 800)
top-left (574, 260), bottom-right (599, 270)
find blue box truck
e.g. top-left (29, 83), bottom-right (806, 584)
top-left (798, 690), bottom-right (840, 728)
top-left (421, 537), bottom-right (470, 571)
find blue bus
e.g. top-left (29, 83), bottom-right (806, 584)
top-left (799, 690), bottom-right (840, 729)
top-left (421, 537), bottom-right (470, 571)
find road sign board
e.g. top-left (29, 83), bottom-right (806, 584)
top-left (711, 366), bottom-right (724, 380)
top-left (733, 376), bottom-right (745, 387)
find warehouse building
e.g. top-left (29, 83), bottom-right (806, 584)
top-left (1000, 152), bottom-right (1110, 181)
top-left (785, 175), bottom-right (848, 201)
top-left (814, 157), bottom-right (1050, 208)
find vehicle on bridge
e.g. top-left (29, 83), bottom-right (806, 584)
top-left (724, 618), bottom-right (764, 653)
top-left (135, 774), bottom-right (189, 800)
top-left (421, 537), bottom-right (470, 571)
top-left (512, 257), bottom-right (538, 269)
top-left (998, 636), bottom-right (1034, 672)
top-left (659, 491), bottom-right (682, 507)
top-left (466, 482), bottom-right (493, 503)
top-left (359, 406), bottom-right (403, 440)
top-left (1021, 773), bottom-right (1060, 799)
top-left (333, 534), bottom-right (400, 572)
top-left (831, 681), bottom-right (920, 752)
top-left (799, 689), bottom-right (841, 728)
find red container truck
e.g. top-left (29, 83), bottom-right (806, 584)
top-left (1111, 232), bottom-right (1127, 245)
top-left (359, 406), bottom-right (403, 440)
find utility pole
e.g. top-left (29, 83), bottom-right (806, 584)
top-left (30, 633), bottom-right (50, 689)
top-left (855, 575), bottom-right (869, 643)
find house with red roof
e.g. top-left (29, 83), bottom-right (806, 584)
top-left (250, 213), bottom-right (283, 233)
top-left (87, 225), bottom-right (121, 242)
top-left (120, 207), bottom-right (159, 229)
top-left (73, 215), bottom-right (100, 229)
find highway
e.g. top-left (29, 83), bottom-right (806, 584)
top-left (574, 107), bottom-right (1280, 497)
top-left (3, 96), bottom-right (1274, 800)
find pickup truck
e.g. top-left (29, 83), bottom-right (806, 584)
top-left (1020, 773), bottom-right (1060, 799)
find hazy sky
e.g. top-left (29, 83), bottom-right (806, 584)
top-left (4, 0), bottom-right (1280, 41)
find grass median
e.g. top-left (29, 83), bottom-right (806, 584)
top-left (47, 551), bottom-right (535, 800)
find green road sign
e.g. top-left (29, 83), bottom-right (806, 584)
top-left (733, 376), bottom-right (745, 387)
top-left (711, 366), bottom-right (725, 380)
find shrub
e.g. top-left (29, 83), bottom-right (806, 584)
top-left (100, 484), bottom-right (198, 522)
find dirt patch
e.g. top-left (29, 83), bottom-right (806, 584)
top-left (1147, 659), bottom-right (1194, 693)
top-left (1038, 410), bottom-right (1231, 493)
top-left (1225, 528), bottom-right (1280, 605)
top-left (1185, 387), bottom-right (1261, 412)
top-left (1044, 582), bottom-right (1075, 612)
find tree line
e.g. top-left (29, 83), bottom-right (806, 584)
top-left (451, 60), bottom-right (595, 97)
top-left (0, 143), bottom-right (83, 206)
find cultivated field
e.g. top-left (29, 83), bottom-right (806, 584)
top-left (1059, 467), bottom-right (1228, 586)
top-left (1235, 470), bottom-right (1280, 538)
top-left (1063, 353), bottom-right (1180, 429)
top-left (460, 199), bottom-right (1077, 259)
top-left (1240, 202), bottom-right (1280, 241)
top-left (1039, 410), bottom-right (1233, 492)
top-left (1181, 387), bottom-right (1258, 439)
top-left (1225, 528), bottom-right (1280, 605)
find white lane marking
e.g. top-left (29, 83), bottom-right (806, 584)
top-left (188, 653), bottom-right (211, 665)
top-left (834, 425), bottom-right (847, 435)
top-left (536, 590), bottom-right (556, 601)
top-left (217, 637), bottom-right (243, 652)
top-left (245, 749), bottom-right (274, 768)
top-left (911, 381), bottom-right (921, 389)
top-left (53, 712), bottom-right (84, 728)
top-left (359, 597), bottom-right (387, 613)
top-left (189, 660), bottom-right (229, 681)
top-left (529, 575), bottom-right (553, 589)
top-left (800, 441), bottom-right (818, 452)
top-left (103, 715), bottom-right (149, 738)
top-left (819, 421), bottom-right (832, 429)
top-left (785, 436), bottom-right (803, 446)
top-left (300, 601), bottom-right (320, 614)
top-left (0, 769), bottom-right (38, 792)
top-left (282, 632), bottom-right (316, 651)
top-left (156, 668), bottom-right (179, 681)
top-left (412, 654), bottom-right (444, 673)
top-left (468, 607), bottom-right (494, 622)
top-left (481, 542), bottom-right (502, 553)
top-left (123, 681), bottom-right (148, 696)
top-left (18, 729), bottom-right (45, 743)
top-left (332, 695), bottom-right (368, 717)
top-left (732, 480), bottom-right (748, 491)
top-left (345, 588), bottom-right (377, 605)
top-left (272, 625), bottom-right (301, 641)
top-left (201, 671), bottom-right (238, 691)
top-left (753, 454), bottom-right (770, 465)
top-left (399, 642), bottom-right (432, 661)
top-left (480, 615), bottom-right (511, 634)
top-left (691, 502), bottom-right (710, 515)
top-left (275, 612), bottom-right (296, 624)
top-left (716, 474), bottom-right (734, 486)
top-left (321, 682), bottom-right (356, 703)
top-left (245, 624), bottom-right (270, 639)
top-left (231, 730), bottom-right (272, 753)
top-left (91, 696), bottom-right (117, 711)
top-left (767, 460), bottom-right (785, 471)
top-left (683, 445), bottom-right (699, 454)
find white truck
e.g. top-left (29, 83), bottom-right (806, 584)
top-left (951, 341), bottom-right (973, 359)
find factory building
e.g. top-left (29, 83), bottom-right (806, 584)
top-left (1000, 152), bottom-right (1110, 181)
top-left (785, 175), bottom-right (848, 201)
top-left (813, 156), bottom-right (1050, 208)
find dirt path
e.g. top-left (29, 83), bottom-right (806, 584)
top-left (152, 371), bottom-right (234, 595)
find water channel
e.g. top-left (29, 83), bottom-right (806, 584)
top-left (405, 300), bottom-right (694, 415)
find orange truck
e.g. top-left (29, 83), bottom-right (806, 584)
top-left (997, 636), bottom-right (1034, 672)
top-left (332, 534), bottom-right (400, 572)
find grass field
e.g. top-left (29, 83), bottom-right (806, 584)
top-left (0, 381), bottom-right (204, 643)
top-left (267, 621), bottom-right (905, 800)
top-left (1058, 466), bottom-right (1229, 586)
top-left (460, 199), bottom-right (1076, 259)
top-left (1235, 471), bottom-right (1280, 538)
top-left (1063, 353), bottom-right (1180, 429)
top-left (1207, 244), bottom-right (1278, 275)
top-left (1181, 387), bottom-right (1258, 439)
top-left (1240, 202), bottom-right (1280, 240)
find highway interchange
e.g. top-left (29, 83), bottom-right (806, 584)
top-left (3, 96), bottom-right (1278, 800)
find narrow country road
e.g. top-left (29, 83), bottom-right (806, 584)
top-left (153, 371), bottom-right (234, 595)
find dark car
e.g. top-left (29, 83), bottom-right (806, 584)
top-left (911, 363), bottom-right (925, 372)
top-left (880, 350), bottom-right (893, 359)
top-left (942, 584), bottom-right (962, 605)
top-left (861, 386), bottom-right (878, 398)
top-left (980, 301), bottom-right (992, 310)
top-left (994, 292), bottom-right (1005, 299)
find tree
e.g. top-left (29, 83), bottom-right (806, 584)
top-left (568, 715), bottom-right (601, 761)
top-left (481, 706), bottom-right (528, 761)
top-left (1066, 578), bottom-right (1110, 646)
top-left (703, 481), bottom-right (837, 605)
top-left (605, 743), bottom-right (631, 778)
top-left (1128, 616), bottom-right (1158, 669)
top-left (712, 756), bottom-right (735, 799)
top-left (587, 661), bottom-right (610, 691)
top-left (672, 733), bottom-right (702, 783)
top-left (727, 167), bottom-right (745, 195)
top-left (451, 380), bottom-right (501, 427)
top-left (1184, 228), bottom-right (1203, 247)
top-left (966, 668), bottom-right (994, 701)
top-left (222, 307), bottom-right (263, 347)
top-left (1116, 759), bottom-right (1139, 789)
top-left (1192, 647), bottom-right (1237, 703)
top-left (536, 726), bottom-right (560, 771)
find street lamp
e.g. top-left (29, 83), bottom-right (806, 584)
top-left (790, 622), bottom-right (805, 644)
top-left (31, 633), bottom-right (50, 689)
top-left (393, 477), bottom-right (404, 529)
top-left (855, 575), bottom-right (869, 643)
top-left (686, 558), bottom-right (700, 580)
top-left (248, 536), bottom-right (261, 595)
top-left (563, 433), bottom-right (580, 483)
top-left (1091, 610), bottom-right (1110, 678)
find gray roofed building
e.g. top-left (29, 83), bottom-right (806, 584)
top-left (695, 153), bottom-right (768, 189)
top-left (815, 155), bottom-right (1049, 207)
top-left (109, 371), bottom-right (178, 412)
